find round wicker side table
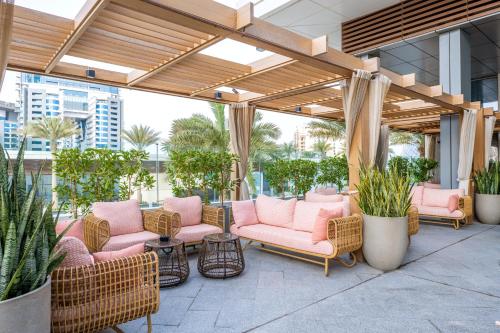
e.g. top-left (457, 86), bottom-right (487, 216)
top-left (197, 233), bottom-right (245, 279)
top-left (144, 239), bottom-right (189, 288)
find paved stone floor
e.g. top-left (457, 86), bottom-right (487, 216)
top-left (109, 223), bottom-right (500, 333)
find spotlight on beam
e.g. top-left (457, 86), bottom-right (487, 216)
top-left (214, 91), bottom-right (222, 100)
top-left (295, 106), bottom-right (302, 113)
top-left (85, 68), bottom-right (96, 79)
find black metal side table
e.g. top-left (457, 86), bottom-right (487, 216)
top-left (197, 233), bottom-right (245, 279)
top-left (144, 238), bottom-right (189, 288)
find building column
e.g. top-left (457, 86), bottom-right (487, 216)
top-left (439, 29), bottom-right (471, 189)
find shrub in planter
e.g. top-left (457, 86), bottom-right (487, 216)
top-left (409, 158), bottom-right (439, 184)
top-left (474, 161), bottom-right (500, 225)
top-left (357, 165), bottom-right (412, 271)
top-left (288, 159), bottom-right (318, 197)
top-left (264, 159), bottom-right (290, 198)
top-left (317, 155), bottom-right (348, 191)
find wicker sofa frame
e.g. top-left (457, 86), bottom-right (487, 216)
top-left (51, 252), bottom-right (160, 333)
top-left (83, 209), bottom-right (179, 252)
top-left (418, 196), bottom-right (473, 230)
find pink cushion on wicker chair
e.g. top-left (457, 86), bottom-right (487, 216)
top-left (56, 219), bottom-right (84, 241)
top-left (293, 201), bottom-right (346, 233)
top-left (422, 188), bottom-right (464, 208)
top-left (164, 196), bottom-right (202, 226)
top-left (305, 191), bottom-right (343, 203)
top-left (102, 231), bottom-right (159, 251)
top-left (92, 243), bottom-right (144, 262)
top-left (417, 205), bottom-right (464, 218)
top-left (92, 199), bottom-right (143, 236)
top-left (255, 195), bottom-right (297, 228)
top-left (175, 224), bottom-right (222, 244)
top-left (232, 200), bottom-right (258, 227)
top-left (56, 237), bottom-right (94, 267)
top-left (311, 207), bottom-right (343, 243)
top-left (448, 194), bottom-right (459, 212)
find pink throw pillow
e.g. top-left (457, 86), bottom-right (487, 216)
top-left (55, 237), bottom-right (94, 267)
top-left (422, 188), bottom-right (464, 208)
top-left (56, 219), bottom-right (84, 242)
top-left (255, 195), bottom-right (297, 228)
top-left (92, 243), bottom-right (144, 262)
top-left (293, 201), bottom-right (345, 232)
top-left (312, 208), bottom-right (343, 243)
top-left (164, 196), bottom-right (202, 226)
top-left (448, 194), bottom-right (459, 212)
top-left (232, 200), bottom-right (259, 227)
top-left (305, 192), bottom-right (343, 203)
top-left (92, 199), bottom-right (143, 236)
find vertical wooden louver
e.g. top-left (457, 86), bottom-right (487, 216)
top-left (342, 0), bottom-right (500, 54)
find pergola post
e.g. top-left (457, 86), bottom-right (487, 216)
top-left (0, 0), bottom-right (14, 89)
top-left (473, 108), bottom-right (486, 173)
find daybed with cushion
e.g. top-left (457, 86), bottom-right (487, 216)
top-left (230, 195), bottom-right (363, 276)
top-left (51, 237), bottom-right (159, 333)
top-left (83, 199), bottom-right (175, 252)
top-left (411, 185), bottom-right (472, 229)
top-left (159, 196), bottom-right (224, 246)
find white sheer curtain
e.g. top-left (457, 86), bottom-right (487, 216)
top-left (424, 134), bottom-right (436, 160)
top-left (376, 125), bottom-right (390, 170)
top-left (0, 0), bottom-right (14, 89)
top-left (368, 74), bottom-right (391, 165)
top-left (457, 109), bottom-right (477, 195)
top-left (484, 116), bottom-right (496, 168)
top-left (340, 69), bottom-right (372, 157)
top-left (229, 102), bottom-right (255, 200)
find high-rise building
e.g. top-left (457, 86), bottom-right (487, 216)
top-left (0, 100), bottom-right (19, 150)
top-left (18, 73), bottom-right (123, 151)
top-left (294, 125), bottom-right (344, 156)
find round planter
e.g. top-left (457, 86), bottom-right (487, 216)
top-left (0, 277), bottom-right (51, 333)
top-left (362, 215), bottom-right (408, 272)
top-left (475, 194), bottom-right (500, 225)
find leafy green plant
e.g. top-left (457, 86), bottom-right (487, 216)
top-left (119, 150), bottom-right (155, 202)
top-left (388, 156), bottom-right (411, 177)
top-left (264, 159), bottom-right (290, 198)
top-left (210, 151), bottom-right (239, 205)
top-left (409, 158), bottom-right (439, 183)
top-left (356, 164), bottom-right (412, 217)
top-left (474, 161), bottom-right (500, 194)
top-left (0, 141), bottom-right (68, 301)
top-left (166, 150), bottom-right (200, 197)
top-left (288, 159), bottom-right (318, 197)
top-left (317, 155), bottom-right (348, 191)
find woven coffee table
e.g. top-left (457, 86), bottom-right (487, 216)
top-left (197, 233), bottom-right (245, 279)
top-left (144, 238), bottom-right (189, 288)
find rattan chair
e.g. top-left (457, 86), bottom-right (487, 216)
top-left (408, 205), bottom-right (419, 237)
top-left (51, 252), bottom-right (160, 333)
top-left (84, 209), bottom-right (180, 252)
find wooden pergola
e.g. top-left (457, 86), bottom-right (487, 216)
top-left (5, 0), bottom-right (477, 133)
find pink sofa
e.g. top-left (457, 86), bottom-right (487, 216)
top-left (230, 195), bottom-right (362, 276)
top-left (411, 186), bottom-right (472, 229)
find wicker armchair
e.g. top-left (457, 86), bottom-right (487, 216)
top-left (51, 252), bottom-right (160, 333)
top-left (408, 205), bottom-right (419, 237)
top-left (84, 209), bottom-right (180, 252)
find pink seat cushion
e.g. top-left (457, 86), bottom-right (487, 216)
top-left (448, 194), bottom-right (459, 212)
top-left (230, 224), bottom-right (334, 255)
top-left (417, 205), bottom-right (464, 218)
top-left (293, 201), bottom-right (347, 233)
top-left (305, 192), bottom-right (343, 203)
top-left (232, 200), bottom-right (258, 227)
top-left (312, 207), bottom-right (343, 243)
top-left (175, 224), bottom-right (223, 244)
top-left (164, 196), bottom-right (202, 226)
top-left (56, 237), bottom-right (94, 267)
top-left (92, 199), bottom-right (143, 236)
top-left (92, 243), bottom-right (144, 262)
top-left (422, 188), bottom-right (465, 208)
top-left (316, 187), bottom-right (337, 195)
top-left (102, 231), bottom-right (159, 251)
top-left (56, 219), bottom-right (84, 242)
top-left (411, 186), bottom-right (424, 206)
top-left (424, 182), bottom-right (441, 189)
top-left (255, 195), bottom-right (297, 228)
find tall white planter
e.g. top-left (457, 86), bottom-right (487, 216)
top-left (0, 277), bottom-right (51, 333)
top-left (475, 194), bottom-right (500, 225)
top-left (363, 215), bottom-right (408, 272)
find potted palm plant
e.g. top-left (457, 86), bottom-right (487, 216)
top-left (474, 161), bottom-right (500, 225)
top-left (0, 141), bottom-right (67, 332)
top-left (357, 164), bottom-right (412, 271)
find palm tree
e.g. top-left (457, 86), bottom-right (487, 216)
top-left (307, 120), bottom-right (345, 141)
top-left (313, 139), bottom-right (332, 159)
top-left (390, 131), bottom-right (424, 156)
top-left (278, 142), bottom-right (297, 160)
top-left (122, 124), bottom-right (161, 203)
top-left (25, 116), bottom-right (80, 206)
top-left (122, 124), bottom-right (161, 151)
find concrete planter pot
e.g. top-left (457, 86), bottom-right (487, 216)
top-left (362, 215), bottom-right (408, 272)
top-left (0, 277), bottom-right (51, 333)
top-left (475, 194), bottom-right (500, 225)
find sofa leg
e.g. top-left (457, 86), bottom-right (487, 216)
top-left (324, 258), bottom-right (329, 277)
top-left (147, 314), bottom-right (152, 333)
top-left (111, 326), bottom-right (124, 333)
top-left (453, 220), bottom-right (460, 230)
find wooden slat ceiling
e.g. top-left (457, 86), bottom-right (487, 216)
top-left (6, 0), bottom-right (478, 134)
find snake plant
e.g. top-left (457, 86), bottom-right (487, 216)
top-left (0, 140), bottom-right (68, 301)
top-left (356, 164), bottom-right (412, 218)
top-left (474, 162), bottom-right (500, 195)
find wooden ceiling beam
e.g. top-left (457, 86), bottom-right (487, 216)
top-left (44, 0), bottom-right (109, 73)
